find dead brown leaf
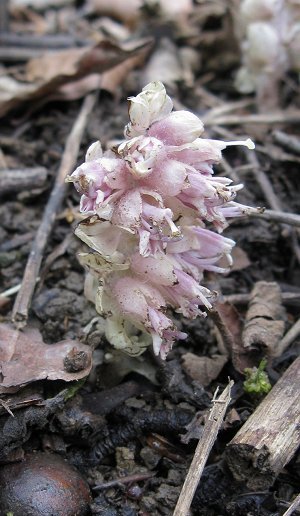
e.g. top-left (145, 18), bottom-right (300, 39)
top-left (55, 74), bottom-right (102, 101)
top-left (223, 408), bottom-right (240, 429)
top-left (212, 301), bottom-right (254, 373)
top-left (86, 0), bottom-right (143, 27)
top-left (87, 0), bottom-right (193, 29)
top-left (231, 246), bottom-right (251, 271)
top-left (100, 53), bottom-right (146, 95)
top-left (0, 39), bottom-right (152, 118)
top-left (0, 323), bottom-right (92, 393)
top-left (242, 281), bottom-right (286, 356)
top-left (218, 246), bottom-right (251, 271)
top-left (182, 352), bottom-right (228, 387)
top-left (52, 51), bottom-right (146, 101)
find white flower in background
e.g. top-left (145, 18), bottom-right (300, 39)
top-left (233, 0), bottom-right (300, 109)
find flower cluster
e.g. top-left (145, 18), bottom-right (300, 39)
top-left (68, 81), bottom-right (255, 358)
top-left (233, 0), bottom-right (300, 109)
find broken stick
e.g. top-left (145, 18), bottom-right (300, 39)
top-left (0, 167), bottom-right (47, 195)
top-left (173, 381), bottom-right (233, 516)
top-left (226, 356), bottom-right (300, 490)
top-left (249, 209), bottom-right (300, 228)
top-left (12, 92), bottom-right (97, 326)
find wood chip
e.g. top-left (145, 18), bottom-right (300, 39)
top-left (226, 356), bottom-right (300, 489)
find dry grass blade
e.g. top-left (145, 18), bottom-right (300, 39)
top-left (173, 380), bottom-right (233, 516)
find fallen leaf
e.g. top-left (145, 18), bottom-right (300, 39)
top-left (181, 412), bottom-right (205, 444)
top-left (0, 323), bottom-right (92, 393)
top-left (99, 349), bottom-right (158, 387)
top-left (223, 407), bottom-right (240, 429)
top-left (54, 74), bottom-right (102, 101)
top-left (0, 39), bottom-right (152, 118)
top-left (86, 0), bottom-right (143, 27)
top-left (87, 0), bottom-right (193, 28)
top-left (182, 352), bottom-right (228, 387)
top-left (242, 281), bottom-right (286, 356)
top-left (218, 246), bottom-right (251, 271)
top-left (100, 52), bottom-right (147, 95)
top-left (212, 301), bottom-right (254, 373)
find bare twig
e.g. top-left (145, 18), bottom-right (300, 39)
top-left (92, 472), bottom-right (155, 492)
top-left (226, 357), bottom-right (300, 489)
top-left (0, 398), bottom-right (14, 417)
top-left (274, 318), bottom-right (300, 357)
top-left (0, 47), bottom-right (51, 62)
top-left (222, 291), bottom-right (300, 307)
top-left (248, 209), bottom-right (300, 228)
top-left (37, 233), bottom-right (73, 291)
top-left (0, 283), bottom-right (24, 298)
top-left (273, 130), bottom-right (300, 156)
top-left (0, 32), bottom-right (88, 48)
top-left (204, 111), bottom-right (300, 126)
top-left (282, 493), bottom-right (300, 516)
top-left (0, 33), bottom-right (89, 61)
top-left (0, 0), bottom-right (9, 32)
top-left (0, 232), bottom-right (33, 252)
top-left (0, 167), bottom-right (47, 195)
top-left (203, 99), bottom-right (254, 120)
top-left (246, 151), bottom-right (282, 212)
top-left (173, 381), bottom-right (233, 516)
top-left (213, 125), bottom-right (300, 263)
top-left (12, 93), bottom-right (97, 326)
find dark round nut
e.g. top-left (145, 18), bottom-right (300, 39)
top-left (0, 452), bottom-right (91, 516)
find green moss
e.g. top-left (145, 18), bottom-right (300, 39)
top-left (243, 359), bottom-right (272, 395)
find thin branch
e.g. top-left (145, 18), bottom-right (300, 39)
top-left (0, 0), bottom-right (9, 32)
top-left (249, 209), bottom-right (300, 228)
top-left (274, 318), bottom-right (300, 357)
top-left (173, 381), bottom-right (233, 516)
top-left (92, 472), bottom-right (155, 492)
top-left (246, 151), bottom-right (283, 212)
top-left (282, 493), bottom-right (300, 516)
top-left (0, 167), bottom-right (47, 195)
top-left (273, 130), bottom-right (300, 156)
top-left (204, 111), bottom-right (300, 126)
top-left (12, 92), bottom-right (97, 326)
top-left (222, 291), bottom-right (300, 307)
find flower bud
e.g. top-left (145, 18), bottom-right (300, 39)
top-left (125, 81), bottom-right (173, 138)
top-left (149, 111), bottom-right (204, 145)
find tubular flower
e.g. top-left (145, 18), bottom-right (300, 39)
top-left (68, 81), bottom-right (257, 358)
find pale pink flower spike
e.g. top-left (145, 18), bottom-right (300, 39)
top-left (67, 81), bottom-right (256, 358)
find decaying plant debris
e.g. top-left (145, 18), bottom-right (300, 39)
top-left (0, 0), bottom-right (299, 514)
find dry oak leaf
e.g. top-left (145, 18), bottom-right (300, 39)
top-left (0, 323), bottom-right (92, 393)
top-left (87, 0), bottom-right (193, 28)
top-left (0, 39), bottom-right (152, 118)
top-left (182, 352), bottom-right (227, 387)
top-left (242, 281), bottom-right (285, 356)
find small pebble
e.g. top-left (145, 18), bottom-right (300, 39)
top-left (0, 452), bottom-right (91, 516)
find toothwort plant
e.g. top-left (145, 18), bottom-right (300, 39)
top-left (233, 0), bottom-right (300, 109)
top-left (67, 82), bottom-right (255, 358)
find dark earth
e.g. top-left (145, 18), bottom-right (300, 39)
top-left (0, 1), bottom-right (299, 515)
